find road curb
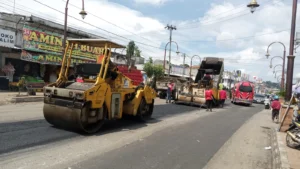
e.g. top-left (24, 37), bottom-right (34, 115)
top-left (271, 128), bottom-right (291, 169)
top-left (6, 96), bottom-right (44, 103)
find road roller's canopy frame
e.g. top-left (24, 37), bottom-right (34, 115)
top-left (56, 39), bottom-right (125, 86)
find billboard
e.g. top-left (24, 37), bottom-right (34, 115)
top-left (21, 50), bottom-right (94, 65)
top-left (0, 28), bottom-right (15, 48)
top-left (22, 25), bottom-right (104, 62)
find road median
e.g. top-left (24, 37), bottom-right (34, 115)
top-left (0, 92), bottom-right (44, 105)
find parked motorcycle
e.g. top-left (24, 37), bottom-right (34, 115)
top-left (286, 105), bottom-right (300, 149)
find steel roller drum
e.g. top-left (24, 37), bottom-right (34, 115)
top-left (43, 103), bottom-right (104, 134)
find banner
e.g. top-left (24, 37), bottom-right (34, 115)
top-left (0, 29), bottom-right (15, 48)
top-left (21, 50), bottom-right (94, 65)
top-left (22, 25), bottom-right (104, 61)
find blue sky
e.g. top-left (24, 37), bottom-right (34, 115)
top-left (110, 0), bottom-right (218, 21)
top-left (2, 0), bottom-right (300, 82)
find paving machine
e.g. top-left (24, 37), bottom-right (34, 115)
top-left (175, 57), bottom-right (224, 106)
top-left (43, 39), bottom-right (156, 133)
top-left (156, 75), bottom-right (190, 99)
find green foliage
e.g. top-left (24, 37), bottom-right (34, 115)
top-left (126, 41), bottom-right (135, 58)
top-left (153, 65), bottom-right (164, 79)
top-left (143, 62), bottom-right (154, 78)
top-left (143, 57), bottom-right (164, 89)
top-left (126, 41), bottom-right (142, 66)
top-left (265, 81), bottom-right (280, 89)
top-left (276, 90), bottom-right (286, 97)
top-left (134, 46), bottom-right (141, 57)
top-left (180, 64), bottom-right (190, 68)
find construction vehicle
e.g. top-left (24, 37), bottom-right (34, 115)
top-left (175, 57), bottom-right (224, 106)
top-left (43, 39), bottom-right (156, 134)
top-left (156, 75), bottom-right (191, 99)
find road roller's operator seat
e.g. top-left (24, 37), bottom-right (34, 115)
top-left (74, 63), bottom-right (118, 81)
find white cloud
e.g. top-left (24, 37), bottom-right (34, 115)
top-left (5, 0), bottom-right (300, 82)
top-left (134, 0), bottom-right (171, 6)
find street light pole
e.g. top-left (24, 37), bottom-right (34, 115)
top-left (269, 56), bottom-right (283, 68)
top-left (182, 53), bottom-right (186, 77)
top-left (165, 25), bottom-right (177, 77)
top-left (189, 55), bottom-right (201, 81)
top-left (63, 0), bottom-right (87, 57)
top-left (266, 42), bottom-right (286, 93)
top-left (163, 41), bottom-right (179, 75)
top-left (247, 0), bottom-right (260, 13)
top-left (286, 0), bottom-right (298, 101)
top-left (273, 64), bottom-right (283, 73)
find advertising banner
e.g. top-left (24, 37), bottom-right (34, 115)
top-left (21, 50), bottom-right (94, 65)
top-left (22, 25), bottom-right (104, 61)
top-left (0, 29), bottom-right (15, 48)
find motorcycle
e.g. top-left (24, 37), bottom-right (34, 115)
top-left (264, 98), bottom-right (270, 109)
top-left (286, 103), bottom-right (300, 149)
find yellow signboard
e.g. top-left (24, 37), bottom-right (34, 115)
top-left (22, 25), bottom-right (104, 60)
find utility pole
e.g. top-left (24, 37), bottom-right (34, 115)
top-left (285, 0), bottom-right (298, 101)
top-left (165, 24), bottom-right (176, 77)
top-left (182, 53), bottom-right (186, 77)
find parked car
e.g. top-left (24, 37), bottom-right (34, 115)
top-left (253, 94), bottom-right (265, 104)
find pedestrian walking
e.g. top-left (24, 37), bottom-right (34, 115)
top-left (219, 88), bottom-right (227, 108)
top-left (166, 81), bottom-right (174, 103)
top-left (271, 95), bottom-right (281, 122)
top-left (205, 86), bottom-right (213, 112)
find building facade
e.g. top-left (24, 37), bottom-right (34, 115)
top-left (0, 12), bottom-right (105, 90)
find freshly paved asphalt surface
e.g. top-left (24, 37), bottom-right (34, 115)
top-left (0, 100), bottom-right (263, 169)
top-left (71, 103), bottom-right (263, 169)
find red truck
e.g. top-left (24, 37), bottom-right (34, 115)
top-left (231, 81), bottom-right (255, 106)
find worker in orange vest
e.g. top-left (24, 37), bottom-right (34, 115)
top-left (219, 89), bottom-right (227, 108)
top-left (205, 86), bottom-right (213, 112)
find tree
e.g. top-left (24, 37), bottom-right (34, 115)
top-left (134, 46), bottom-right (141, 57)
top-left (125, 41), bottom-right (142, 67)
top-left (126, 41), bottom-right (135, 67)
top-left (180, 64), bottom-right (189, 68)
top-left (143, 57), bottom-right (164, 89)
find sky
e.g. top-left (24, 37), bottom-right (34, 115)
top-left (0, 0), bottom-right (300, 83)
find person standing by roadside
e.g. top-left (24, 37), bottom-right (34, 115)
top-left (166, 81), bottom-right (173, 103)
top-left (205, 86), bottom-right (213, 112)
top-left (219, 88), bottom-right (227, 108)
top-left (271, 95), bottom-right (281, 122)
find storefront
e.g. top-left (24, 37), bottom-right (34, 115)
top-left (20, 25), bottom-right (103, 83)
top-left (0, 28), bottom-right (19, 90)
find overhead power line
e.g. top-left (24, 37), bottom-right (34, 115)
top-left (176, 28), bottom-right (299, 43)
top-left (61, 0), bottom-right (161, 46)
top-left (2, 0), bottom-right (181, 58)
top-left (31, 0), bottom-right (185, 56)
top-left (0, 0), bottom-right (165, 59)
top-left (177, 0), bottom-right (275, 30)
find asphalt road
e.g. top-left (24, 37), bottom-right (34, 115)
top-left (0, 100), bottom-right (263, 169)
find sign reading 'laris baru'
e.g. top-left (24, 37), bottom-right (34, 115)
top-left (22, 25), bottom-right (104, 61)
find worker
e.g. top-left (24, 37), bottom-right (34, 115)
top-left (271, 95), bottom-right (281, 122)
top-left (219, 83), bottom-right (223, 90)
top-left (203, 74), bottom-right (212, 86)
top-left (205, 86), bottom-right (213, 112)
top-left (219, 88), bottom-right (227, 108)
top-left (166, 81), bottom-right (173, 103)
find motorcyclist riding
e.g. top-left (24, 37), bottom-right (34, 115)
top-left (271, 95), bottom-right (281, 122)
top-left (264, 95), bottom-right (271, 109)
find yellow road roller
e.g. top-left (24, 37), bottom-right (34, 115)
top-left (43, 39), bottom-right (156, 133)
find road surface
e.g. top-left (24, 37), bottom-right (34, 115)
top-left (0, 100), bottom-right (263, 169)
